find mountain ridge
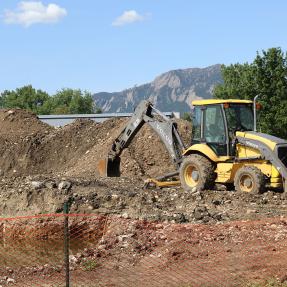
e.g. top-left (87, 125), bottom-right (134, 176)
top-left (93, 64), bottom-right (222, 113)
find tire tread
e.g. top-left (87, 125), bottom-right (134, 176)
top-left (234, 166), bottom-right (265, 194)
top-left (180, 154), bottom-right (215, 191)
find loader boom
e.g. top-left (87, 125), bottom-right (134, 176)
top-left (98, 100), bottom-right (185, 177)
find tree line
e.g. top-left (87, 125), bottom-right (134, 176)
top-left (214, 47), bottom-right (287, 140)
top-left (0, 86), bottom-right (101, 115)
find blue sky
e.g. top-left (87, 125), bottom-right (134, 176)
top-left (1, 0), bottom-right (287, 94)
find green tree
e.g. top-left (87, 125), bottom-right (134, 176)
top-left (182, 112), bottom-right (192, 122)
top-left (214, 47), bottom-right (287, 139)
top-left (0, 86), bottom-right (102, 115)
top-left (0, 85), bottom-right (49, 114)
top-left (0, 95), bottom-right (4, 108)
top-left (46, 88), bottom-right (97, 114)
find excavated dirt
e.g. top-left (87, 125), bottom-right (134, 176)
top-left (0, 108), bottom-right (191, 178)
top-left (1, 108), bottom-right (287, 221)
top-left (1, 108), bottom-right (286, 222)
top-left (0, 108), bottom-right (50, 140)
top-left (1, 108), bottom-right (287, 286)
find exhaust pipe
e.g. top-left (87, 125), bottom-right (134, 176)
top-left (253, 94), bottom-right (260, 132)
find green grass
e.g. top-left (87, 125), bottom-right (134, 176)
top-left (80, 259), bottom-right (99, 271)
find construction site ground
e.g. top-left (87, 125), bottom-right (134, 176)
top-left (1, 108), bottom-right (287, 286)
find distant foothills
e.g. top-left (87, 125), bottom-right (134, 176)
top-left (0, 65), bottom-right (222, 115)
top-left (93, 64), bottom-right (222, 113)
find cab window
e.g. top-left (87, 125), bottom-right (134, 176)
top-left (204, 105), bottom-right (227, 156)
top-left (191, 107), bottom-right (201, 143)
top-left (224, 104), bottom-right (254, 133)
top-left (204, 105), bottom-right (226, 143)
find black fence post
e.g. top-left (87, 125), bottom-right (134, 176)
top-left (64, 201), bottom-right (70, 287)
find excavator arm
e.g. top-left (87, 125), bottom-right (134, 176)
top-left (97, 100), bottom-right (185, 178)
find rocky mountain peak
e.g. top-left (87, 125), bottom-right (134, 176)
top-left (93, 64), bottom-right (222, 113)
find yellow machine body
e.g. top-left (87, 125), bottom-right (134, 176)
top-left (183, 130), bottom-right (282, 188)
top-left (101, 98), bottom-right (287, 192)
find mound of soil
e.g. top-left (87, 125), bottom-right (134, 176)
top-left (0, 108), bottom-right (50, 140)
top-left (0, 108), bottom-right (191, 179)
top-left (22, 118), bottom-right (106, 175)
top-left (0, 109), bottom-right (51, 176)
top-left (65, 118), bottom-right (192, 178)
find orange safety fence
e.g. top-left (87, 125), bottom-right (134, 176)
top-left (0, 211), bottom-right (287, 287)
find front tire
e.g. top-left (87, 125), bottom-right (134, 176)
top-left (179, 154), bottom-right (215, 192)
top-left (234, 166), bottom-right (265, 194)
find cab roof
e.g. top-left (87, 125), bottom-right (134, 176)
top-left (192, 99), bottom-right (253, 106)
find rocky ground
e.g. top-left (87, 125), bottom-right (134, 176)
top-left (1, 108), bottom-right (286, 222)
top-left (1, 214), bottom-right (287, 287)
top-left (1, 175), bottom-right (287, 223)
top-left (0, 108), bottom-right (287, 287)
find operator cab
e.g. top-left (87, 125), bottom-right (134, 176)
top-left (191, 99), bottom-right (254, 156)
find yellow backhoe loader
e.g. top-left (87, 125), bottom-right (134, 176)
top-left (98, 98), bottom-right (287, 194)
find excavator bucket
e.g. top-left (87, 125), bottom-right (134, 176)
top-left (97, 157), bottom-right (121, 177)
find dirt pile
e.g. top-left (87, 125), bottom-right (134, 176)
top-left (65, 118), bottom-right (192, 178)
top-left (0, 109), bottom-right (51, 176)
top-left (20, 118), bottom-right (108, 176)
top-left (0, 108), bottom-right (50, 140)
top-left (0, 108), bottom-right (191, 178)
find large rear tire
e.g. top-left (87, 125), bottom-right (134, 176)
top-left (179, 154), bottom-right (215, 192)
top-left (234, 166), bottom-right (266, 194)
